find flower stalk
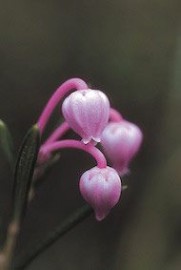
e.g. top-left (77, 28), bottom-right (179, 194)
top-left (38, 78), bottom-right (88, 134)
top-left (0, 77), bottom-right (143, 269)
top-left (39, 139), bottom-right (107, 168)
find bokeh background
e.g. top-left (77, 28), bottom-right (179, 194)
top-left (0, 0), bottom-right (181, 269)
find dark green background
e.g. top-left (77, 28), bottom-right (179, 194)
top-left (0, 1), bottom-right (181, 269)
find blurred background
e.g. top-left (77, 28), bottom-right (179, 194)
top-left (0, 0), bottom-right (181, 269)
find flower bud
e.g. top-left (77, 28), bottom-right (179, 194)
top-left (79, 166), bottom-right (121, 221)
top-left (62, 89), bottom-right (110, 144)
top-left (101, 120), bottom-right (143, 175)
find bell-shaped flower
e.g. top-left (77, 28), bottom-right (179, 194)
top-left (62, 89), bottom-right (110, 144)
top-left (101, 120), bottom-right (143, 176)
top-left (79, 166), bottom-right (121, 221)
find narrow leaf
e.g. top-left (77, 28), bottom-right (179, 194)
top-left (0, 119), bottom-right (14, 168)
top-left (33, 153), bottom-right (60, 189)
top-left (12, 124), bottom-right (40, 222)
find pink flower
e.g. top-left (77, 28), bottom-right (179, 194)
top-left (101, 120), bottom-right (143, 175)
top-left (62, 89), bottom-right (110, 144)
top-left (79, 166), bottom-right (121, 221)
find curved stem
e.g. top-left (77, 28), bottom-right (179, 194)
top-left (38, 78), bottom-right (88, 135)
top-left (109, 108), bottom-right (123, 122)
top-left (44, 122), bottom-right (70, 145)
top-left (41, 140), bottom-right (107, 168)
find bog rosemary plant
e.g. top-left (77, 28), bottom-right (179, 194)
top-left (0, 78), bottom-right (143, 270)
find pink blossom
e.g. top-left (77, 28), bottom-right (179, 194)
top-left (62, 89), bottom-right (110, 144)
top-left (101, 120), bottom-right (143, 175)
top-left (79, 166), bottom-right (121, 221)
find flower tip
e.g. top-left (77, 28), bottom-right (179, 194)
top-left (95, 210), bottom-right (110, 221)
top-left (82, 137), bottom-right (101, 145)
top-left (95, 213), bottom-right (105, 221)
top-left (92, 137), bottom-right (101, 143)
top-left (82, 137), bottom-right (91, 144)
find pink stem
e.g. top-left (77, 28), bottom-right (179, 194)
top-left (109, 108), bottom-right (123, 122)
top-left (38, 78), bottom-right (88, 135)
top-left (44, 122), bottom-right (70, 145)
top-left (41, 140), bottom-right (107, 168)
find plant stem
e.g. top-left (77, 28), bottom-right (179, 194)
top-left (38, 78), bottom-right (88, 135)
top-left (0, 124), bottom-right (40, 270)
top-left (0, 221), bottom-right (20, 270)
top-left (15, 205), bottom-right (93, 270)
top-left (40, 139), bottom-right (107, 168)
top-left (43, 121), bottom-right (70, 145)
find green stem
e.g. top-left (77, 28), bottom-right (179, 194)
top-left (0, 221), bottom-right (20, 270)
top-left (15, 205), bottom-right (93, 270)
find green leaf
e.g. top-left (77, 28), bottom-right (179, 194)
top-left (0, 119), bottom-right (14, 168)
top-left (33, 153), bottom-right (60, 189)
top-left (12, 124), bottom-right (40, 222)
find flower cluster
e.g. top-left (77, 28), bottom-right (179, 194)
top-left (37, 78), bottom-right (143, 221)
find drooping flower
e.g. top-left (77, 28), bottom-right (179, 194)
top-left (36, 77), bottom-right (143, 222)
top-left (101, 120), bottom-right (143, 175)
top-left (62, 89), bottom-right (110, 144)
top-left (79, 166), bottom-right (121, 221)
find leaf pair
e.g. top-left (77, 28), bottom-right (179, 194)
top-left (0, 120), bottom-right (40, 222)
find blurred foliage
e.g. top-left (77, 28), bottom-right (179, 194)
top-left (0, 0), bottom-right (181, 270)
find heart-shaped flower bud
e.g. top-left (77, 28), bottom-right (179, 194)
top-left (101, 120), bottom-right (143, 175)
top-left (62, 89), bottom-right (110, 144)
top-left (79, 166), bottom-right (121, 221)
